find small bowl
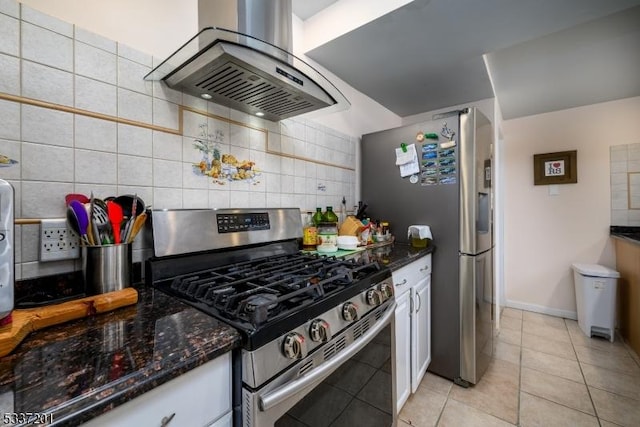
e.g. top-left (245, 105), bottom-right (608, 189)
top-left (337, 235), bottom-right (358, 250)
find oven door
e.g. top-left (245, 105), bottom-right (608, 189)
top-left (243, 301), bottom-right (397, 427)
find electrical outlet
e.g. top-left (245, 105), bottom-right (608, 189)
top-left (40, 218), bottom-right (81, 262)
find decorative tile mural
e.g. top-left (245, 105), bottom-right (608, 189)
top-left (192, 123), bottom-right (261, 185)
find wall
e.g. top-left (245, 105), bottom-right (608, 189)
top-left (502, 96), bottom-right (640, 318)
top-left (17, 0), bottom-right (402, 140)
top-left (0, 1), bottom-right (359, 280)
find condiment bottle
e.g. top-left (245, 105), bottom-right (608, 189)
top-left (317, 222), bottom-right (338, 253)
top-left (302, 212), bottom-right (317, 251)
top-left (323, 206), bottom-right (338, 224)
top-left (312, 207), bottom-right (324, 226)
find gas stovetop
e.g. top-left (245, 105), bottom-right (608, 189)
top-left (151, 252), bottom-right (391, 349)
top-left (147, 208), bottom-right (396, 390)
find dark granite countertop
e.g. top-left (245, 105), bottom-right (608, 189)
top-left (0, 284), bottom-right (241, 426)
top-left (349, 241), bottom-right (435, 271)
top-left (610, 226), bottom-right (640, 246)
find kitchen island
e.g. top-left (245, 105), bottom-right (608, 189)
top-left (0, 242), bottom-right (433, 426)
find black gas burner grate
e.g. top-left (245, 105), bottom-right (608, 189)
top-left (166, 253), bottom-right (382, 326)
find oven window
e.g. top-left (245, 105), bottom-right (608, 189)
top-left (275, 324), bottom-right (393, 427)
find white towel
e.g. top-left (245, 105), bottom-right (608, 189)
top-left (395, 144), bottom-right (419, 177)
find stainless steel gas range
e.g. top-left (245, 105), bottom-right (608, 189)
top-left (146, 208), bottom-right (397, 427)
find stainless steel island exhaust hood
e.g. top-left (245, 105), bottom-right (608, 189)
top-left (145, 0), bottom-right (349, 122)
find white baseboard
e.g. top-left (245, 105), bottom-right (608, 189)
top-left (505, 299), bottom-right (577, 320)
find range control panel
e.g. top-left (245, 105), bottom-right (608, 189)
top-left (217, 212), bottom-right (271, 233)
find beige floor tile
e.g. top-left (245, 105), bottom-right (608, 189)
top-left (399, 387), bottom-right (446, 427)
top-left (522, 321), bottom-right (571, 343)
top-left (599, 421), bottom-right (625, 427)
top-left (522, 311), bottom-right (567, 330)
top-left (448, 359), bottom-right (519, 424)
top-left (494, 341), bottom-right (521, 365)
top-left (519, 391), bottom-right (599, 427)
top-left (500, 316), bottom-right (522, 332)
top-left (581, 362), bottom-right (640, 400)
top-left (439, 399), bottom-right (515, 427)
top-left (398, 420), bottom-right (412, 427)
top-left (574, 345), bottom-right (640, 376)
top-left (418, 372), bottom-right (452, 396)
top-left (521, 348), bottom-right (583, 383)
top-left (497, 328), bottom-right (522, 346)
top-left (521, 333), bottom-right (576, 361)
top-left (590, 386), bottom-right (640, 426)
top-left (566, 322), bottom-right (632, 356)
top-left (483, 358), bottom-right (521, 387)
top-left (501, 307), bottom-right (523, 320)
top-left (520, 367), bottom-right (594, 415)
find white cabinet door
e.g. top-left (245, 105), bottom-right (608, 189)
top-left (411, 275), bottom-right (431, 393)
top-left (395, 290), bottom-right (412, 412)
top-left (83, 353), bottom-right (231, 427)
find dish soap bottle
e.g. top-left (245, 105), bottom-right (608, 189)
top-left (302, 212), bottom-right (317, 251)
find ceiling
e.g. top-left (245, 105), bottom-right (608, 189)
top-left (292, 0), bottom-right (640, 120)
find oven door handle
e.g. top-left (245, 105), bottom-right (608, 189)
top-left (258, 301), bottom-right (396, 412)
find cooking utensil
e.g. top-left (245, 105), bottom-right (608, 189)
top-left (93, 198), bottom-right (112, 245)
top-left (69, 200), bottom-right (90, 244)
top-left (106, 201), bottom-right (124, 244)
top-left (82, 203), bottom-right (95, 246)
top-left (113, 194), bottom-right (144, 219)
top-left (65, 193), bottom-right (89, 206)
top-left (89, 193), bottom-right (100, 246)
top-left (115, 194), bottom-right (143, 243)
top-left (66, 207), bottom-right (81, 237)
top-left (127, 212), bottom-right (147, 243)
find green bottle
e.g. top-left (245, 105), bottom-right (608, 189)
top-left (323, 206), bottom-right (338, 223)
top-left (312, 208), bottom-right (324, 226)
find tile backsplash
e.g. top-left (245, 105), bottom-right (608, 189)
top-left (0, 0), bottom-right (357, 281)
top-left (610, 143), bottom-right (640, 226)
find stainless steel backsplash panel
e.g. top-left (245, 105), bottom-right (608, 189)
top-left (151, 208), bottom-right (302, 257)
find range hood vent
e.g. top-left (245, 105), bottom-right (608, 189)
top-left (145, 1), bottom-right (349, 122)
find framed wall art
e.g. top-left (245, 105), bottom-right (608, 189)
top-left (533, 150), bottom-right (577, 185)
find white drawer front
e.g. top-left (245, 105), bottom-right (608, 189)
top-left (392, 254), bottom-right (432, 296)
top-left (83, 353), bottom-right (231, 427)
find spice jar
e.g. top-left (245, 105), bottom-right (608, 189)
top-left (317, 222), bottom-right (338, 253)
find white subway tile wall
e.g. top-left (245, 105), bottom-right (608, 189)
top-left (0, 0), bottom-right (357, 280)
top-left (610, 143), bottom-right (640, 225)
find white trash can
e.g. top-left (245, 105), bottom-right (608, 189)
top-left (572, 263), bottom-right (620, 342)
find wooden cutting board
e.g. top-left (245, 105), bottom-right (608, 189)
top-left (0, 288), bottom-right (138, 358)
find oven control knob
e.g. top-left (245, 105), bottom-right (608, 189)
top-left (379, 283), bottom-right (394, 300)
top-left (282, 333), bottom-right (305, 359)
top-left (366, 289), bottom-right (383, 306)
top-left (342, 302), bottom-right (359, 321)
top-left (309, 319), bottom-right (331, 343)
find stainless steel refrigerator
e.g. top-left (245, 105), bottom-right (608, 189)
top-left (361, 107), bottom-right (495, 386)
